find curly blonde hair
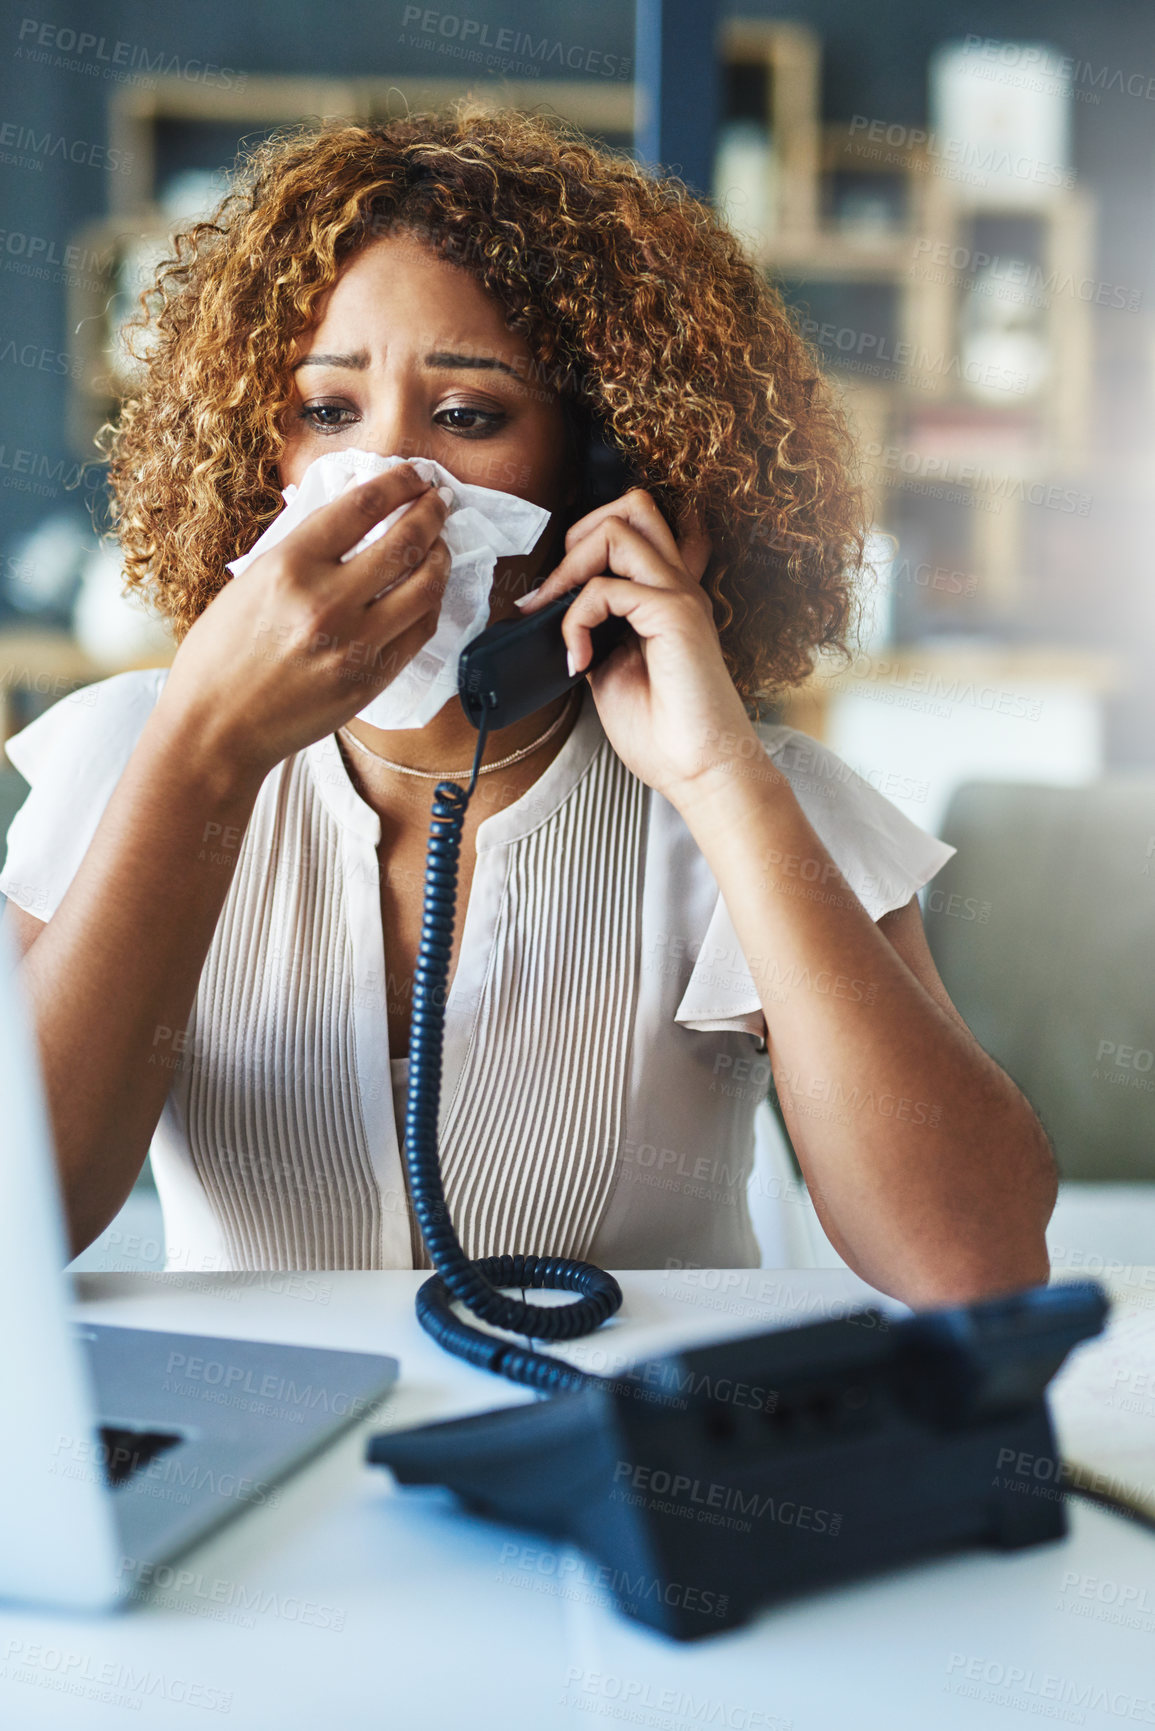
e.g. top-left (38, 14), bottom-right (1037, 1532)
top-left (101, 103), bottom-right (867, 707)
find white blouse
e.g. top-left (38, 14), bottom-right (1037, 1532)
top-left (0, 668), bottom-right (954, 1273)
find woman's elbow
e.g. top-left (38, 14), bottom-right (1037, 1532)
top-left (873, 1161), bottom-right (1059, 1309)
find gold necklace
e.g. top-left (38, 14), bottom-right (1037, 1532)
top-left (337, 689), bottom-right (579, 780)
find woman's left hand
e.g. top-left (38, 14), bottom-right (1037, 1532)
top-left (517, 488), bottom-right (759, 806)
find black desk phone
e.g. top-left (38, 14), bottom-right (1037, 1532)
top-left (367, 481), bottom-right (1109, 1640)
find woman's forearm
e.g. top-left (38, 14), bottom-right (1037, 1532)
top-left (14, 695), bottom-right (266, 1258)
top-left (675, 758), bottom-right (1057, 1307)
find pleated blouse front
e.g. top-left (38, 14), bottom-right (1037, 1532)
top-left (0, 667), bottom-right (955, 1273)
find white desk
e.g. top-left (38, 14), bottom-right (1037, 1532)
top-left (2, 1269), bottom-right (1153, 1730)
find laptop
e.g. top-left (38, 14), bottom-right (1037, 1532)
top-left (0, 914), bottom-right (399, 1611)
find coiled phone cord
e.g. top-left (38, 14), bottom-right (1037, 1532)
top-left (402, 709), bottom-right (622, 1395)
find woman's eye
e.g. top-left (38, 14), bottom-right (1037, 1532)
top-left (296, 401), bottom-right (505, 436)
top-left (298, 403), bottom-right (357, 432)
top-left (435, 405), bottom-right (506, 435)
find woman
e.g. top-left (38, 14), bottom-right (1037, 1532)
top-left (0, 106), bottom-right (1055, 1297)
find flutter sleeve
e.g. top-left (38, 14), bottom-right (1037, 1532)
top-left (0, 667), bottom-right (170, 920)
top-left (673, 723), bottom-right (957, 1042)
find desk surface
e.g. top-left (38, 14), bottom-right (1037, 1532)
top-left (3, 1269), bottom-right (1153, 1731)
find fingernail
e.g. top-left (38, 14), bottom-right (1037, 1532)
top-left (514, 586), bottom-right (541, 610)
top-left (566, 648), bottom-right (578, 678)
top-left (436, 484), bottom-right (455, 509)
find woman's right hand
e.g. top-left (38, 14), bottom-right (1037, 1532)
top-left (158, 463), bottom-right (451, 784)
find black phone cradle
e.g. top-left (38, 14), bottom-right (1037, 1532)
top-left (370, 597), bottom-right (1109, 1638)
top-left (369, 1282), bottom-right (1107, 1639)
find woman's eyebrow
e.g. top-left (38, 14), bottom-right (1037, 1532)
top-left (290, 349), bottom-right (523, 379)
top-left (291, 351), bottom-right (369, 372)
top-left (424, 350), bottom-right (522, 380)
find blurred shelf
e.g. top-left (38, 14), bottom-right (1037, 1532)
top-left (718, 19), bottom-right (819, 236)
top-left (758, 234), bottom-right (919, 280)
top-left (714, 19), bottom-right (1099, 642)
top-left (809, 644), bottom-right (1119, 689)
top-left (0, 627), bottom-right (174, 746)
top-left (863, 401), bottom-right (1091, 485)
top-left (107, 74), bottom-right (636, 216)
top-left (781, 644), bottom-right (1120, 745)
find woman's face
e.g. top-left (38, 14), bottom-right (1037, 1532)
top-left (278, 231), bottom-right (577, 609)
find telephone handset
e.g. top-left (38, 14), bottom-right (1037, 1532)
top-left (457, 592), bottom-right (629, 729)
top-left (458, 416), bottom-right (638, 730)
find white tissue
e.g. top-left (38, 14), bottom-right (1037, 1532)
top-left (226, 449), bottom-right (551, 729)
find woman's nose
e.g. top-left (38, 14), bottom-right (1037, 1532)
top-left (357, 404), bottom-right (434, 465)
